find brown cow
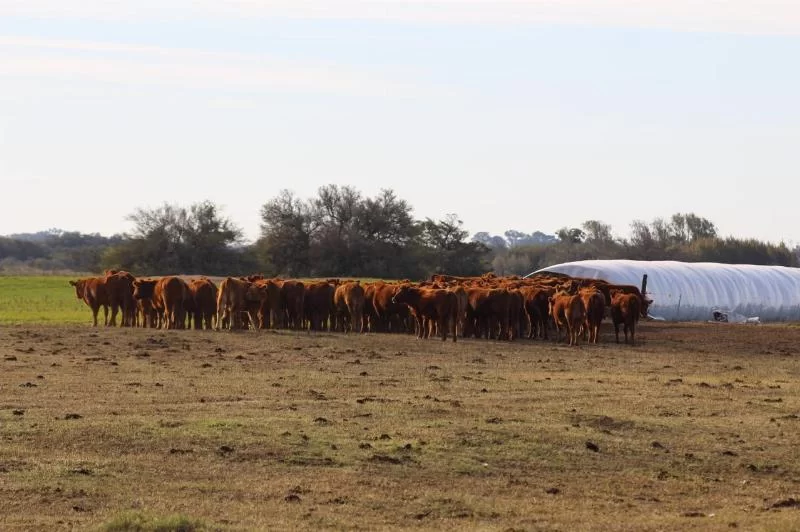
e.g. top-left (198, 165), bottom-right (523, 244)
top-left (610, 292), bottom-right (641, 344)
top-left (608, 284), bottom-right (652, 318)
top-left (370, 282), bottom-right (411, 334)
top-left (104, 270), bottom-right (136, 327)
top-left (520, 286), bottom-right (553, 340)
top-left (507, 288), bottom-right (525, 341)
top-left (132, 278), bottom-right (164, 328)
top-left (217, 277), bottom-right (268, 330)
top-left (304, 280), bottom-right (337, 331)
top-left (549, 291), bottom-right (585, 346)
top-left (362, 281), bottom-right (379, 332)
top-left (334, 281), bottom-right (365, 334)
top-left (69, 277), bottom-right (109, 327)
top-left (465, 288), bottom-right (511, 340)
top-left (188, 277), bottom-right (218, 330)
top-left (277, 280), bottom-right (305, 330)
top-left (249, 279), bottom-right (281, 329)
top-left (579, 288), bottom-right (606, 344)
top-left (392, 285), bottom-right (457, 342)
top-left (157, 276), bottom-right (189, 330)
top-left (449, 285), bottom-right (468, 338)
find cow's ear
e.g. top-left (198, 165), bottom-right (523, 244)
top-left (69, 280), bottom-right (77, 286)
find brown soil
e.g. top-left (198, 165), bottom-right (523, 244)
top-left (1, 321), bottom-right (799, 531)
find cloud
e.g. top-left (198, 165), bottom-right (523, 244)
top-left (3, 0), bottom-right (800, 35)
top-left (0, 35), bottom-right (423, 96)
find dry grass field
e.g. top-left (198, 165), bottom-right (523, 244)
top-left (1, 321), bottom-right (799, 531)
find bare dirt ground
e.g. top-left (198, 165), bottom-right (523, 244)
top-left (1, 322), bottom-right (799, 531)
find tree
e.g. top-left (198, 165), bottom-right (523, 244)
top-left (258, 190), bottom-right (313, 276)
top-left (668, 212), bottom-right (717, 243)
top-left (354, 189), bottom-right (420, 278)
top-left (104, 200), bottom-right (244, 275)
top-left (581, 220), bottom-right (613, 244)
top-left (420, 214), bottom-right (490, 275)
top-left (504, 230), bottom-right (528, 248)
top-left (556, 227), bottom-right (585, 244)
top-left (181, 201), bottom-right (244, 274)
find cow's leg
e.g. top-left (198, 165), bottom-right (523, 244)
top-left (438, 315), bottom-right (447, 341)
top-left (216, 306), bottom-right (224, 331)
top-left (614, 321), bottom-right (620, 343)
top-left (91, 305), bottom-right (99, 327)
top-left (108, 303), bottom-right (117, 327)
top-left (102, 305), bottom-right (109, 326)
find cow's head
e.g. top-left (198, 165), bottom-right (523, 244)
top-left (391, 284), bottom-right (414, 305)
top-left (69, 279), bottom-right (86, 299)
top-left (246, 281), bottom-right (269, 302)
top-left (132, 279), bottom-right (157, 300)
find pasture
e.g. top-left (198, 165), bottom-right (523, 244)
top-left (0, 276), bottom-right (87, 325)
top-left (1, 321), bottom-right (799, 531)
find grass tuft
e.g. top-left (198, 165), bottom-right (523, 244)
top-left (100, 511), bottom-right (207, 532)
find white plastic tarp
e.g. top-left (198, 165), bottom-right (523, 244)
top-left (527, 259), bottom-right (800, 322)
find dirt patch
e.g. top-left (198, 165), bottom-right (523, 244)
top-left (0, 322), bottom-right (799, 530)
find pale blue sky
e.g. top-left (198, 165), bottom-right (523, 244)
top-left (1, 1), bottom-right (799, 244)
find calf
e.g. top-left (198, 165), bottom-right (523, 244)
top-left (334, 281), bottom-right (366, 333)
top-left (580, 288), bottom-right (606, 344)
top-left (610, 292), bottom-right (641, 345)
top-left (69, 277), bottom-right (109, 327)
top-left (392, 285), bottom-right (457, 342)
top-left (549, 291), bottom-right (585, 346)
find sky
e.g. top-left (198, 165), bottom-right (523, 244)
top-left (2, 1), bottom-right (800, 245)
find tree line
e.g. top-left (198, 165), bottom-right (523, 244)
top-left (1, 186), bottom-right (796, 277)
top-left (488, 214), bottom-right (797, 275)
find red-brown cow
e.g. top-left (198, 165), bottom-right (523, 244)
top-left (610, 292), bottom-right (641, 345)
top-left (103, 270), bottom-right (136, 327)
top-left (216, 277), bottom-right (263, 330)
top-left (465, 288), bottom-right (511, 340)
top-left (304, 280), bottom-right (337, 331)
top-left (507, 288), bottom-right (526, 341)
top-left (580, 288), bottom-right (606, 344)
top-left (132, 278), bottom-right (164, 328)
top-left (248, 279), bottom-right (281, 329)
top-left (449, 285), bottom-right (468, 338)
top-left (520, 286), bottom-right (553, 340)
top-left (392, 285), bottom-right (457, 342)
top-left (188, 277), bottom-right (218, 330)
top-left (549, 291), bottom-right (585, 346)
top-left (157, 276), bottom-right (189, 330)
top-left (69, 277), bottom-right (109, 327)
top-left (608, 284), bottom-right (652, 318)
top-left (278, 280), bottom-right (305, 330)
top-left (370, 282), bottom-right (411, 334)
top-left (334, 281), bottom-right (365, 333)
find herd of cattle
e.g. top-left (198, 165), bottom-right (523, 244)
top-left (69, 270), bottom-right (653, 346)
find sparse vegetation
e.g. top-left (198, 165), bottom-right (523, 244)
top-left (101, 511), bottom-right (206, 532)
top-left (1, 322), bottom-right (798, 530)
